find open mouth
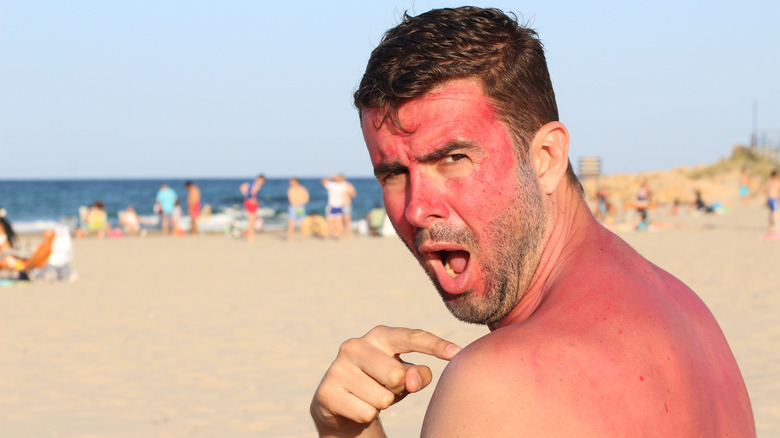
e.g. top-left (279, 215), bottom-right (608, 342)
top-left (440, 250), bottom-right (470, 278)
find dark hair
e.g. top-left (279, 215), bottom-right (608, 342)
top-left (355, 6), bottom-right (581, 190)
top-left (185, 181), bottom-right (193, 187)
top-left (0, 207), bottom-right (18, 249)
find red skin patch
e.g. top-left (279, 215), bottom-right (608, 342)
top-left (362, 79), bottom-right (522, 301)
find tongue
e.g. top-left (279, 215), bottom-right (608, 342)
top-left (447, 251), bottom-right (469, 274)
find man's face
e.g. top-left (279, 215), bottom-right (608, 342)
top-left (362, 79), bottom-right (549, 325)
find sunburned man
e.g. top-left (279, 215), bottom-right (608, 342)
top-left (311, 7), bottom-right (754, 438)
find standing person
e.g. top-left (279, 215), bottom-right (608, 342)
top-left (763, 170), bottom-right (779, 232)
top-left (321, 174), bottom-right (349, 239)
top-left (341, 178), bottom-right (357, 238)
top-left (239, 174), bottom-right (266, 242)
top-left (739, 168), bottom-right (750, 206)
top-left (185, 181), bottom-right (202, 235)
top-left (155, 184), bottom-right (178, 235)
top-left (310, 7), bottom-right (754, 437)
top-left (635, 178), bottom-right (652, 230)
top-left (287, 178), bottom-right (310, 242)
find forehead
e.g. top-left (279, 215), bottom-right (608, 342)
top-left (362, 79), bottom-right (499, 133)
top-left (361, 79), bottom-right (514, 165)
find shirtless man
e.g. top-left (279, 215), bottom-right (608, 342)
top-left (185, 181), bottom-right (202, 235)
top-left (287, 178), bottom-right (310, 242)
top-left (321, 174), bottom-right (350, 238)
top-left (342, 179), bottom-right (357, 239)
top-left (763, 170), bottom-right (779, 232)
top-left (239, 174), bottom-right (266, 242)
top-left (311, 7), bottom-right (754, 437)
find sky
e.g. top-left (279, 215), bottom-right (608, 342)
top-left (1, 1), bottom-right (778, 179)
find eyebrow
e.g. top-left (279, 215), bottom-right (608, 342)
top-left (417, 140), bottom-right (477, 163)
top-left (373, 140), bottom-right (477, 178)
top-left (373, 161), bottom-right (407, 178)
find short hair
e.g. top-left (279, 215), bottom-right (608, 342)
top-left (355, 6), bottom-right (581, 190)
top-left (185, 181), bottom-right (193, 187)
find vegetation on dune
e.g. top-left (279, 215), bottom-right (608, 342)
top-left (688, 146), bottom-right (778, 180)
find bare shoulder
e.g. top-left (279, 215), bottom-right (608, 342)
top-left (422, 323), bottom-right (648, 437)
top-left (422, 233), bottom-right (755, 436)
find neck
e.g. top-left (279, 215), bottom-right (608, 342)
top-left (489, 182), bottom-right (595, 330)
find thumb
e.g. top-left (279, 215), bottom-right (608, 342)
top-left (403, 364), bottom-right (433, 393)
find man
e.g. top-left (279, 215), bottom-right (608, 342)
top-left (239, 174), bottom-right (266, 242)
top-left (185, 181), bottom-right (202, 235)
top-left (287, 178), bottom-right (310, 242)
top-left (311, 7), bottom-right (754, 437)
top-left (342, 178), bottom-right (358, 238)
top-left (762, 170), bottom-right (779, 232)
top-left (155, 184), bottom-right (177, 235)
top-left (321, 174), bottom-right (350, 238)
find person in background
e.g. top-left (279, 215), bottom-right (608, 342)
top-left (155, 184), bottom-right (178, 235)
top-left (119, 206), bottom-right (142, 236)
top-left (341, 177), bottom-right (358, 238)
top-left (287, 178), bottom-right (310, 242)
top-left (739, 168), bottom-right (750, 207)
top-left (366, 204), bottom-right (386, 236)
top-left (185, 181), bottom-right (202, 235)
top-left (321, 173), bottom-right (349, 239)
top-left (239, 174), bottom-right (266, 242)
top-left (763, 170), bottom-right (779, 232)
top-left (85, 201), bottom-right (110, 238)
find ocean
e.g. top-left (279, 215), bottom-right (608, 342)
top-left (0, 177), bottom-right (385, 234)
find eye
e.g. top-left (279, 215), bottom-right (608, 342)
top-left (443, 153), bottom-right (468, 163)
top-left (379, 168), bottom-right (408, 187)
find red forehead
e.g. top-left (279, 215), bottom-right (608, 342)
top-left (361, 79), bottom-right (511, 161)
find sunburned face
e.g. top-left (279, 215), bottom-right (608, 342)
top-left (362, 79), bottom-right (549, 325)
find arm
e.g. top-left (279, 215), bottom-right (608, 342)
top-left (311, 326), bottom-right (461, 438)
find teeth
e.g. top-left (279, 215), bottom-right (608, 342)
top-left (444, 257), bottom-right (457, 278)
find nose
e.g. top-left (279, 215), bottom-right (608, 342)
top-left (404, 172), bottom-right (449, 228)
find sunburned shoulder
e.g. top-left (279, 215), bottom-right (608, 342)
top-left (422, 323), bottom-right (671, 437)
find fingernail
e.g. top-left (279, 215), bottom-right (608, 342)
top-left (411, 373), bottom-right (422, 392)
top-left (446, 343), bottom-right (462, 356)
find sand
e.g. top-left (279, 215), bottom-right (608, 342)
top-left (1, 199), bottom-right (778, 437)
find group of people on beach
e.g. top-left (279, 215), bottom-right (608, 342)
top-left (76, 173), bottom-right (379, 242)
top-left (589, 167), bottom-right (780, 234)
top-left (239, 173), bottom-right (362, 242)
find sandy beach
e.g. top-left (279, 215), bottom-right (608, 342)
top-left (1, 198), bottom-right (778, 437)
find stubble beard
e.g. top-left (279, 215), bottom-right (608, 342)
top-left (412, 164), bottom-right (549, 325)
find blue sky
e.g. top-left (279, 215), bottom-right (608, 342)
top-left (1, 1), bottom-right (778, 179)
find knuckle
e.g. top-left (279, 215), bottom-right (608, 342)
top-left (354, 407), bottom-right (380, 424)
top-left (406, 328), bottom-right (430, 340)
top-left (377, 391), bottom-right (396, 409)
top-left (338, 337), bottom-right (362, 356)
top-left (387, 365), bottom-right (406, 388)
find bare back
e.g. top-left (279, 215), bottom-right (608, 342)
top-left (423, 221), bottom-right (754, 436)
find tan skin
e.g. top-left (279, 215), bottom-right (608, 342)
top-left (287, 179), bottom-right (310, 241)
top-left (311, 79), bottom-right (754, 437)
top-left (239, 177), bottom-right (265, 242)
top-left (186, 183), bottom-right (201, 235)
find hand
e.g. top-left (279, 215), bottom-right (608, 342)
top-left (311, 325), bottom-right (461, 437)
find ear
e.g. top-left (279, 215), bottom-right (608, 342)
top-left (529, 121), bottom-right (570, 195)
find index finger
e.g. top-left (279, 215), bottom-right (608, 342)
top-left (365, 326), bottom-right (461, 360)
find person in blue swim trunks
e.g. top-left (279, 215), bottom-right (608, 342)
top-left (287, 178), bottom-right (310, 242)
top-left (763, 170), bottom-right (779, 232)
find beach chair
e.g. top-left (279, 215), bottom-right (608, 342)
top-left (0, 230), bottom-right (55, 279)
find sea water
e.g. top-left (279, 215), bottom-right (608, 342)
top-left (0, 178), bottom-right (385, 234)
